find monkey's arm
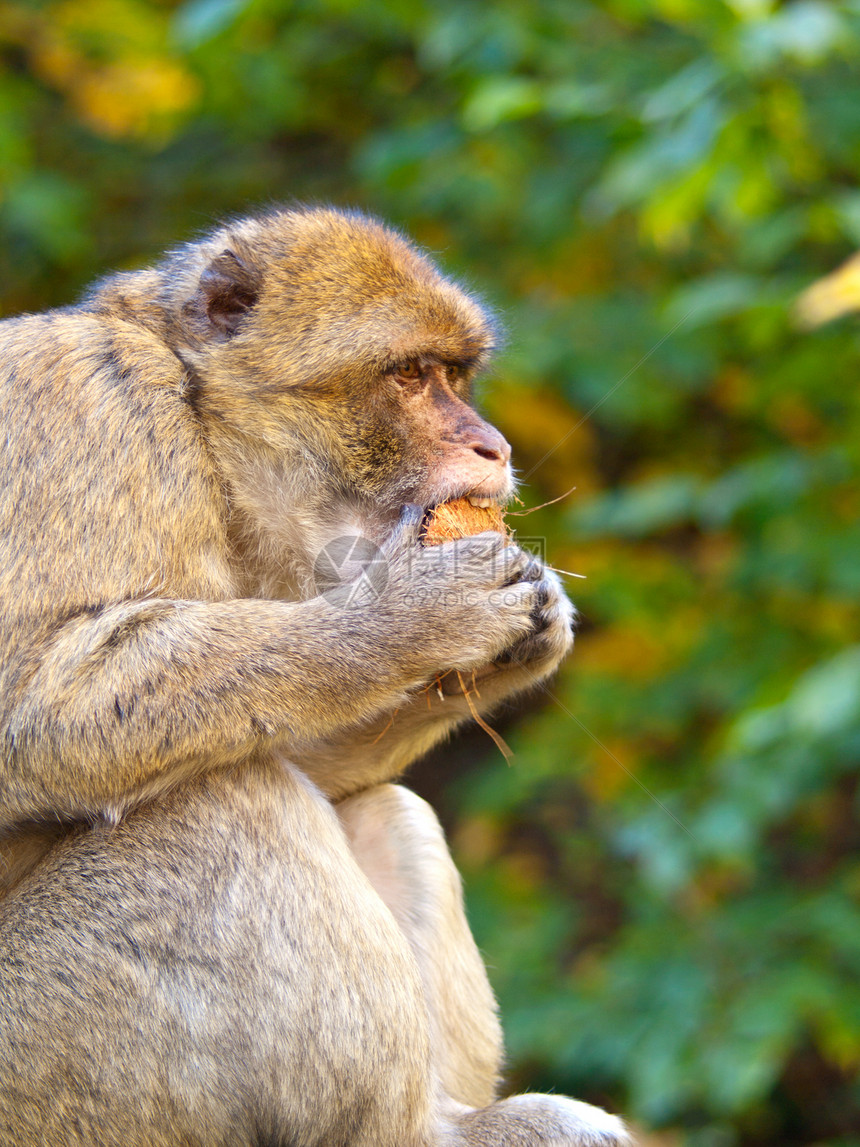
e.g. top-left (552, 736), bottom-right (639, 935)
top-left (0, 316), bottom-right (523, 828)
top-left (0, 536), bottom-right (541, 829)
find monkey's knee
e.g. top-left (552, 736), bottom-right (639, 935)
top-left (338, 784), bottom-right (504, 1109)
top-left (337, 783), bottom-right (455, 905)
top-left (337, 783), bottom-right (482, 953)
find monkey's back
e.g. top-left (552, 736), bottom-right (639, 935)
top-left (0, 309), bottom-right (234, 629)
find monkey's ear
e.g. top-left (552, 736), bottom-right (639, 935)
top-left (197, 249), bottom-right (260, 338)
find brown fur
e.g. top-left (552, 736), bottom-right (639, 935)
top-left (0, 207), bottom-right (629, 1145)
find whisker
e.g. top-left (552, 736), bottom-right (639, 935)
top-left (549, 566), bottom-right (587, 580)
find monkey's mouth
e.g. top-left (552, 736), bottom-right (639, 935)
top-left (421, 494), bottom-right (500, 524)
top-left (423, 493), bottom-right (500, 513)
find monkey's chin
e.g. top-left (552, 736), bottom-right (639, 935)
top-left (419, 486), bottom-right (511, 515)
top-left (418, 485), bottom-right (510, 522)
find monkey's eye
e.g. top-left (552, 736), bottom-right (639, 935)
top-left (396, 360), bottom-right (422, 383)
top-left (445, 363), bottom-right (460, 383)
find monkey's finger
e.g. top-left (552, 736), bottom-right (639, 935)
top-left (529, 580), bottom-right (552, 631)
top-left (461, 536), bottom-right (538, 591)
top-left (398, 502), bottom-right (424, 530)
top-left (492, 542), bottom-right (541, 588)
top-left (517, 552), bottom-right (544, 584)
top-left (445, 530), bottom-right (514, 577)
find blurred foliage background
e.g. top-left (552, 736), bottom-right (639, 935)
top-left (2, 0), bottom-right (860, 1142)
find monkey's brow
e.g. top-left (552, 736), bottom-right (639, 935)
top-left (384, 353), bottom-right (482, 373)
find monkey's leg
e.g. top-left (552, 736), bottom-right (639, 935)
top-left (0, 760), bottom-right (628, 1147)
top-left (440, 1094), bottom-right (631, 1146)
top-left (337, 783), bottom-right (503, 1108)
top-left (0, 823), bottom-right (67, 897)
top-left (0, 757), bottom-right (438, 1147)
top-left (337, 785), bottom-right (631, 1147)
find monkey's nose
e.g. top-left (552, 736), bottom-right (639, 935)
top-left (468, 426), bottom-right (512, 467)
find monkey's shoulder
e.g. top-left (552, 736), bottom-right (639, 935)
top-left (0, 307), bottom-right (208, 471)
top-left (0, 307), bottom-right (186, 403)
top-left (0, 307), bottom-right (232, 608)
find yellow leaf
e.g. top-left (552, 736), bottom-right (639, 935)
top-left (581, 736), bottom-right (640, 802)
top-left (575, 625), bottom-right (669, 680)
top-left (76, 58), bottom-right (199, 140)
top-left (453, 815), bottom-right (502, 868)
top-left (796, 252), bottom-right (860, 328)
top-left (767, 393), bottom-right (826, 445)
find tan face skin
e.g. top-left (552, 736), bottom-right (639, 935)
top-left (301, 355), bottom-right (513, 568)
top-left (386, 357), bottom-right (512, 507)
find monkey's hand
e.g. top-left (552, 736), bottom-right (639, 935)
top-left (398, 526), bottom-right (574, 690)
top-left (425, 545), bottom-right (574, 708)
top-left (491, 549), bottom-right (575, 678)
top-left (289, 528), bottom-right (574, 797)
top-left (379, 506), bottom-right (551, 679)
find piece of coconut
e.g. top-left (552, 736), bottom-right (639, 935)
top-left (421, 497), bottom-right (508, 545)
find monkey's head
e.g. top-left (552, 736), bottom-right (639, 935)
top-left (158, 208), bottom-right (513, 578)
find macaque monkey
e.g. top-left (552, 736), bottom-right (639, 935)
top-left (0, 207), bottom-right (628, 1146)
